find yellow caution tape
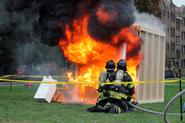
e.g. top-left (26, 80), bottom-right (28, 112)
top-left (160, 79), bottom-right (180, 83)
top-left (0, 78), bottom-right (183, 86)
top-left (181, 80), bottom-right (185, 83)
top-left (102, 81), bottom-right (144, 85)
top-left (0, 75), bottom-right (12, 79)
top-left (0, 78), bottom-right (143, 85)
top-left (1, 74), bottom-right (67, 78)
top-left (0, 78), bottom-right (97, 86)
top-left (0, 75), bottom-right (184, 86)
top-left (0, 78), bottom-right (72, 84)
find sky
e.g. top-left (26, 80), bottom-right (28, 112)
top-left (172, 0), bottom-right (185, 7)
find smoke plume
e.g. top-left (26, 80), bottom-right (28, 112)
top-left (0, 0), bottom-right (137, 74)
top-left (135, 12), bottom-right (166, 33)
top-left (88, 0), bottom-right (136, 41)
top-left (3, 0), bottom-right (136, 46)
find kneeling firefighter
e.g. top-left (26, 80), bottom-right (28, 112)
top-left (115, 59), bottom-right (135, 109)
top-left (87, 59), bottom-right (133, 113)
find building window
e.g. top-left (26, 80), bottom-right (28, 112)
top-left (168, 12), bottom-right (170, 19)
top-left (171, 42), bottom-right (175, 52)
top-left (173, 14), bottom-right (175, 22)
top-left (171, 27), bottom-right (173, 37)
top-left (176, 36), bottom-right (180, 44)
top-left (166, 43), bottom-right (170, 51)
top-left (182, 32), bottom-right (185, 40)
top-left (182, 46), bottom-right (185, 54)
top-left (171, 12), bottom-right (176, 22)
top-left (176, 20), bottom-right (180, 31)
top-left (171, 27), bottom-right (175, 37)
top-left (183, 46), bottom-right (185, 54)
top-left (182, 60), bottom-right (184, 68)
top-left (173, 28), bottom-right (175, 37)
top-left (176, 50), bottom-right (180, 59)
top-left (182, 59), bottom-right (185, 68)
top-left (171, 12), bottom-right (173, 21)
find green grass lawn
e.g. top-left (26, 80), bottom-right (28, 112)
top-left (0, 84), bottom-right (185, 123)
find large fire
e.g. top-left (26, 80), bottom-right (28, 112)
top-left (58, 15), bottom-right (142, 104)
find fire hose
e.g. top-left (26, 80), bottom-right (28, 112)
top-left (163, 89), bottom-right (185, 123)
top-left (128, 89), bottom-right (185, 123)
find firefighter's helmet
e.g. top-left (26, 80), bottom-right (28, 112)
top-left (117, 59), bottom-right (127, 71)
top-left (105, 60), bottom-right (115, 71)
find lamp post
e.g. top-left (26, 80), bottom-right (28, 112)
top-left (179, 37), bottom-right (183, 121)
top-left (178, 60), bottom-right (183, 121)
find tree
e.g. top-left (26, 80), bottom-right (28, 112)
top-left (134, 0), bottom-right (161, 17)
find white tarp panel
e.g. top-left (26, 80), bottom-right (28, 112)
top-left (34, 76), bottom-right (57, 103)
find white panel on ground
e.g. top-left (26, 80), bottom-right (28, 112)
top-left (34, 76), bottom-right (57, 103)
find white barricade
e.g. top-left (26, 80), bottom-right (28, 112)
top-left (34, 76), bottom-right (57, 103)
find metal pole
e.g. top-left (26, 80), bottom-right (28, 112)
top-left (179, 68), bottom-right (183, 121)
top-left (10, 81), bottom-right (12, 92)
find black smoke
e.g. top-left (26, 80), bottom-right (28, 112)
top-left (3, 0), bottom-right (135, 46)
top-left (0, 0), bottom-right (136, 74)
top-left (88, 0), bottom-right (136, 41)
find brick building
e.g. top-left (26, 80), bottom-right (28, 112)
top-left (160, 0), bottom-right (185, 76)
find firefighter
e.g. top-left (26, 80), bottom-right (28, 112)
top-left (87, 60), bottom-right (130, 113)
top-left (87, 60), bottom-right (116, 112)
top-left (98, 59), bottom-right (116, 105)
top-left (103, 59), bottom-right (135, 113)
top-left (116, 59), bottom-right (136, 110)
top-left (116, 59), bottom-right (134, 99)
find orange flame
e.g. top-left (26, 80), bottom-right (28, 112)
top-left (113, 28), bottom-right (142, 80)
top-left (58, 16), bottom-right (142, 104)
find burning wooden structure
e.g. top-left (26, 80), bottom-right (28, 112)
top-left (50, 1), bottom-right (165, 104)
